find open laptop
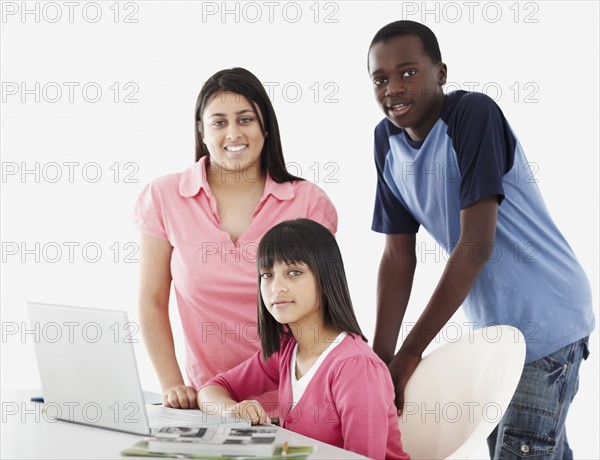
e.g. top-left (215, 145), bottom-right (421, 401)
top-left (28, 302), bottom-right (249, 435)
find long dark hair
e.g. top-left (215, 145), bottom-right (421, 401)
top-left (257, 219), bottom-right (366, 359)
top-left (195, 67), bottom-right (302, 183)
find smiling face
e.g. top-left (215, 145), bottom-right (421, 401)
top-left (259, 261), bottom-right (322, 332)
top-left (200, 91), bottom-right (265, 175)
top-left (369, 34), bottom-right (447, 142)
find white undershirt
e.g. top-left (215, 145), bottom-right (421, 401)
top-left (290, 331), bottom-right (347, 406)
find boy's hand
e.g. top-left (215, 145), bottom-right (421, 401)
top-left (162, 385), bottom-right (198, 409)
top-left (389, 350), bottom-right (421, 415)
top-left (233, 400), bottom-right (271, 425)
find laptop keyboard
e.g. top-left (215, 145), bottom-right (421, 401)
top-left (146, 404), bottom-right (251, 428)
top-left (146, 405), bottom-right (205, 426)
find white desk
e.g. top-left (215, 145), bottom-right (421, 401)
top-left (1, 391), bottom-right (369, 459)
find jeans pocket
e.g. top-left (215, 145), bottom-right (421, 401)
top-left (510, 353), bottom-right (567, 420)
top-left (501, 428), bottom-right (556, 458)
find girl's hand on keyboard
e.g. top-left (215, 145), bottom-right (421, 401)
top-left (162, 385), bottom-right (198, 409)
top-left (232, 400), bottom-right (270, 425)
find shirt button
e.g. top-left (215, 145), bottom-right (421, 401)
top-left (520, 444), bottom-right (530, 454)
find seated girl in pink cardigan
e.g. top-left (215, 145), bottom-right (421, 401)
top-left (198, 219), bottom-right (410, 459)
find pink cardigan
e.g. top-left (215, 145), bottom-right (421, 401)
top-left (205, 334), bottom-right (410, 460)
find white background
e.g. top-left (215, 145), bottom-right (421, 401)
top-left (1, 1), bottom-right (598, 458)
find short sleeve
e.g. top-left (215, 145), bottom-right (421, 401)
top-left (133, 180), bottom-right (169, 240)
top-left (371, 121), bottom-right (420, 234)
top-left (306, 185), bottom-right (338, 234)
top-left (204, 349), bottom-right (280, 402)
top-left (448, 92), bottom-right (516, 209)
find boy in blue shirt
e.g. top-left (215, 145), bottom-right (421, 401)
top-left (367, 20), bottom-right (594, 459)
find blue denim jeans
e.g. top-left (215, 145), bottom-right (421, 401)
top-left (487, 337), bottom-right (590, 459)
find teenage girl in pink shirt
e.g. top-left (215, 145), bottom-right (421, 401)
top-left (199, 219), bottom-right (410, 460)
top-left (135, 69), bottom-right (337, 410)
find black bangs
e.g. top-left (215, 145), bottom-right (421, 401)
top-left (257, 223), bottom-right (316, 272)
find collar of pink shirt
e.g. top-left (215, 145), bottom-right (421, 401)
top-left (178, 156), bottom-right (295, 202)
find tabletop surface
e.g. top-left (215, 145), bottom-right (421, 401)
top-left (1, 390), bottom-right (369, 460)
